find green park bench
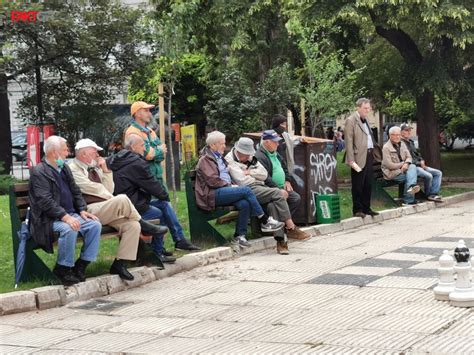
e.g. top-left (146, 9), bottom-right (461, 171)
top-left (184, 170), bottom-right (263, 246)
top-left (10, 183), bottom-right (162, 285)
top-left (372, 161), bottom-right (405, 207)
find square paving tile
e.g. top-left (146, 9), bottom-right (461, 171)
top-left (392, 246), bottom-right (446, 256)
top-left (388, 268), bottom-right (438, 278)
top-left (42, 314), bottom-right (127, 332)
top-left (50, 332), bottom-right (156, 352)
top-left (332, 266), bottom-right (400, 276)
top-left (355, 314), bottom-right (452, 333)
top-left (374, 252), bottom-right (434, 262)
top-left (0, 328), bottom-right (89, 348)
top-left (326, 329), bottom-right (425, 350)
top-left (411, 334), bottom-right (474, 354)
top-left (307, 273), bottom-right (381, 287)
top-left (352, 258), bottom-right (419, 268)
top-left (366, 276), bottom-right (437, 289)
top-left (172, 320), bottom-right (266, 340)
top-left (107, 316), bottom-right (200, 335)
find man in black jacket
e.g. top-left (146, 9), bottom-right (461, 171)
top-left (107, 133), bottom-right (200, 263)
top-left (29, 136), bottom-right (101, 286)
top-left (255, 130), bottom-right (305, 240)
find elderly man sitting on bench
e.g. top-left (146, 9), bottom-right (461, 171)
top-left (28, 135), bottom-right (102, 286)
top-left (382, 126), bottom-right (421, 205)
top-left (195, 131), bottom-right (284, 247)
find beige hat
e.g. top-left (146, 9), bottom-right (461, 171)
top-left (131, 101), bottom-right (155, 116)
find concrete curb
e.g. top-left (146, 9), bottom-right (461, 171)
top-left (1, 191), bottom-right (473, 316)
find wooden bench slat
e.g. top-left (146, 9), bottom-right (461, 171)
top-left (16, 196), bottom-right (29, 207)
top-left (13, 184), bottom-right (29, 193)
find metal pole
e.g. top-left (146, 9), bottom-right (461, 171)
top-left (158, 83), bottom-right (167, 183)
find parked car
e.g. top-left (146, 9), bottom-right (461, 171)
top-left (11, 132), bottom-right (27, 162)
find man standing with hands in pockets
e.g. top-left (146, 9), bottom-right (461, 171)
top-left (344, 98), bottom-right (379, 218)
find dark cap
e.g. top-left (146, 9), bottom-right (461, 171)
top-left (400, 123), bottom-right (413, 131)
top-left (262, 129), bottom-right (282, 142)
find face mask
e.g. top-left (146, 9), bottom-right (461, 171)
top-left (274, 126), bottom-right (285, 135)
top-left (55, 158), bottom-right (65, 168)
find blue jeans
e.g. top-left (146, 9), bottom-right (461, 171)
top-left (416, 166), bottom-right (442, 196)
top-left (215, 186), bottom-right (264, 237)
top-left (53, 213), bottom-right (101, 267)
top-left (391, 165), bottom-right (418, 203)
top-left (141, 200), bottom-right (184, 255)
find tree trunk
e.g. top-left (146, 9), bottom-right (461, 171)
top-left (415, 89), bottom-right (441, 169)
top-left (0, 71), bottom-right (12, 174)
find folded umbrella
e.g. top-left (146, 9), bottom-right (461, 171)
top-left (15, 207), bottom-right (30, 288)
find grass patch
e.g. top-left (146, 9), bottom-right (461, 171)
top-left (441, 151), bottom-right (474, 177)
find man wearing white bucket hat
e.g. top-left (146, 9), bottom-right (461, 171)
top-left (225, 136), bottom-right (310, 255)
top-left (69, 138), bottom-right (168, 281)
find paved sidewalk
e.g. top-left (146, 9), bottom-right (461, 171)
top-left (1, 200), bottom-right (473, 353)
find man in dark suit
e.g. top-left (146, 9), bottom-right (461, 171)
top-left (344, 98), bottom-right (379, 218)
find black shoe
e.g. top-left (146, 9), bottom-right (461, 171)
top-left (175, 239), bottom-right (201, 251)
top-left (53, 264), bottom-right (80, 286)
top-left (353, 211), bottom-right (366, 218)
top-left (73, 258), bottom-right (90, 282)
top-left (110, 259), bottom-right (134, 281)
top-left (158, 254), bottom-right (176, 264)
top-left (139, 219), bottom-right (169, 235)
top-left (365, 210), bottom-right (380, 217)
top-left (162, 248), bottom-right (174, 257)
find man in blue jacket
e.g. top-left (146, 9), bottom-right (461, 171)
top-left (29, 136), bottom-right (101, 286)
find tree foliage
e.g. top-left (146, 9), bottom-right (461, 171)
top-left (2, 0), bottom-right (145, 146)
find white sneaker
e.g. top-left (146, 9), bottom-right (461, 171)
top-left (261, 216), bottom-right (285, 232)
top-left (407, 185), bottom-right (420, 194)
top-left (233, 235), bottom-right (251, 247)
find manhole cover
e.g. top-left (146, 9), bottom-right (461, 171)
top-left (71, 299), bottom-right (133, 312)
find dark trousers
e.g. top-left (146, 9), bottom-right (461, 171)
top-left (351, 151), bottom-right (373, 214)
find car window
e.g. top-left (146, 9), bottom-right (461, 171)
top-left (12, 135), bottom-right (26, 145)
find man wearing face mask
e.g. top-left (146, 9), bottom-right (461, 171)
top-left (271, 114), bottom-right (295, 180)
top-left (69, 138), bottom-right (168, 280)
top-left (28, 136), bottom-right (102, 286)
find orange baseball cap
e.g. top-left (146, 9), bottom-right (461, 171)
top-left (130, 101), bottom-right (155, 116)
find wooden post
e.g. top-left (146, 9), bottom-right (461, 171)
top-left (300, 98), bottom-right (306, 136)
top-left (158, 82), bottom-right (167, 183)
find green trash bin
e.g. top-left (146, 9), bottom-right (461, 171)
top-left (314, 193), bottom-right (340, 224)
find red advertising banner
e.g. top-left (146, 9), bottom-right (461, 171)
top-left (171, 123), bottom-right (181, 141)
top-left (26, 125), bottom-right (40, 168)
top-left (42, 124), bottom-right (55, 140)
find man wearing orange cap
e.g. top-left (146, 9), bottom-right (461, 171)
top-left (125, 101), bottom-right (167, 186)
top-left (124, 101), bottom-right (201, 253)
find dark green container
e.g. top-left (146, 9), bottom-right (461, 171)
top-left (314, 193), bottom-right (341, 224)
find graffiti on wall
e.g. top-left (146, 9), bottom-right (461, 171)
top-left (309, 152), bottom-right (337, 194)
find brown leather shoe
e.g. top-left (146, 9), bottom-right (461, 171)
top-left (287, 227), bottom-right (311, 240)
top-left (276, 240), bottom-right (289, 255)
top-left (353, 211), bottom-right (366, 218)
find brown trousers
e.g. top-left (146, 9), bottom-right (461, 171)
top-left (87, 194), bottom-right (141, 261)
